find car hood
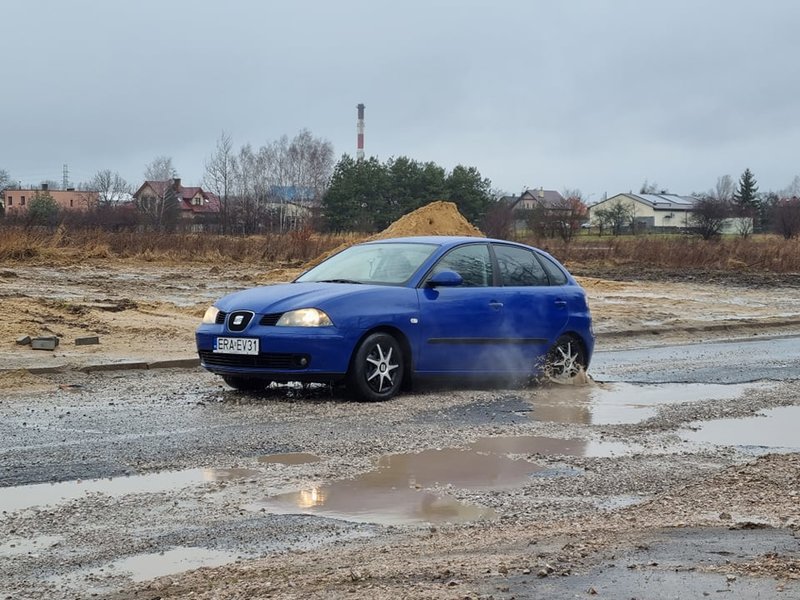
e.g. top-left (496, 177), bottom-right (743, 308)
top-left (214, 282), bottom-right (383, 314)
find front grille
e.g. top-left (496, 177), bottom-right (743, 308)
top-left (227, 311), bottom-right (254, 332)
top-left (215, 311), bottom-right (226, 324)
top-left (199, 351), bottom-right (309, 369)
top-left (259, 313), bottom-right (283, 326)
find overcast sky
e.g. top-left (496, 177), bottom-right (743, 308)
top-left (4, 0), bottom-right (800, 201)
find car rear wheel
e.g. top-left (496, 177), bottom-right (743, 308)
top-left (544, 335), bottom-right (587, 382)
top-left (222, 375), bottom-right (270, 392)
top-left (348, 332), bottom-right (404, 401)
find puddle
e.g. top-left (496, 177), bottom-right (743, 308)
top-left (255, 483), bottom-right (497, 526)
top-left (48, 546), bottom-right (242, 593)
top-left (470, 435), bottom-right (636, 458)
top-left (681, 405), bottom-right (800, 451)
top-left (258, 452), bottom-right (321, 465)
top-left (109, 547), bottom-right (241, 582)
top-left (254, 434), bottom-right (637, 525)
top-left (0, 467), bottom-right (260, 514)
top-left (255, 446), bottom-right (550, 525)
top-left (534, 382), bottom-right (764, 425)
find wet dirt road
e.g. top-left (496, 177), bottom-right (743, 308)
top-left (592, 334), bottom-right (800, 384)
top-left (1, 339), bottom-right (799, 599)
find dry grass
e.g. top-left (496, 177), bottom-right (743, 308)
top-left (521, 234), bottom-right (800, 273)
top-left (2, 226), bottom-right (800, 274)
top-left (0, 227), bottom-right (355, 266)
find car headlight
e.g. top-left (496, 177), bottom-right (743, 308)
top-left (202, 306), bottom-right (220, 324)
top-left (276, 308), bottom-right (333, 327)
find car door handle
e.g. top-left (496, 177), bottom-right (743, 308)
top-left (488, 301), bottom-right (504, 310)
top-left (554, 299), bottom-right (567, 308)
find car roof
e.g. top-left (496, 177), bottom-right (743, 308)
top-left (362, 235), bottom-right (518, 248)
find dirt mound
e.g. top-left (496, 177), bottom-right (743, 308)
top-left (304, 201), bottom-right (483, 268)
top-left (376, 201), bottom-right (483, 239)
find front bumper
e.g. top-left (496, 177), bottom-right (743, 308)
top-left (195, 326), bottom-right (353, 382)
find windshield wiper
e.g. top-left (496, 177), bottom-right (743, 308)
top-left (317, 279), bottom-right (362, 284)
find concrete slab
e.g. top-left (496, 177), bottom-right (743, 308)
top-left (147, 358), bottom-right (201, 369)
top-left (75, 336), bottom-right (100, 346)
top-left (31, 337), bottom-right (60, 351)
top-left (80, 362), bottom-right (149, 373)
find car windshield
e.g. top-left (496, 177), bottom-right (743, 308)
top-left (297, 242), bottom-right (438, 285)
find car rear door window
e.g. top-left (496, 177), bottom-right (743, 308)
top-left (494, 244), bottom-right (548, 286)
top-left (536, 253), bottom-right (568, 286)
top-left (430, 244), bottom-right (492, 287)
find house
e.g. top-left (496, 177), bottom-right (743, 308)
top-left (132, 178), bottom-right (220, 231)
top-left (588, 192), bottom-right (698, 231)
top-left (500, 188), bottom-right (568, 233)
top-left (509, 188), bottom-right (567, 211)
top-left (2, 184), bottom-right (100, 215)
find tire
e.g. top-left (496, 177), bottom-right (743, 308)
top-left (347, 332), bottom-right (404, 401)
top-left (544, 335), bottom-right (587, 382)
top-left (222, 375), bottom-right (270, 392)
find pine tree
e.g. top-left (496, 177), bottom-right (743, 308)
top-left (733, 168), bottom-right (760, 212)
top-left (732, 168), bottom-right (760, 236)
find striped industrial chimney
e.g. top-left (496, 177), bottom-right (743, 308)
top-left (356, 103), bottom-right (365, 160)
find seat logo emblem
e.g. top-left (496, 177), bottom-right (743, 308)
top-left (233, 315), bottom-right (244, 326)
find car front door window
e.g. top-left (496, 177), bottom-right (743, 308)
top-left (429, 244), bottom-right (492, 287)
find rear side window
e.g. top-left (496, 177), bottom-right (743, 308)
top-left (536, 253), bottom-right (568, 286)
top-left (429, 244), bottom-right (493, 287)
top-left (494, 244), bottom-right (548, 286)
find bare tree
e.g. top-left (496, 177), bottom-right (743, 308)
top-left (229, 144), bottom-right (271, 235)
top-left (88, 169), bottom-right (131, 206)
top-left (204, 132), bottom-right (234, 234)
top-left (263, 130), bottom-right (334, 230)
top-left (138, 157), bottom-right (179, 231)
top-left (552, 193), bottom-right (588, 242)
top-left (772, 196), bottom-right (800, 240)
top-left (223, 130), bottom-right (334, 234)
top-left (144, 156), bottom-right (176, 181)
top-left (781, 175), bottom-right (800, 199)
top-left (713, 174), bottom-right (735, 203)
top-left (594, 200), bottom-right (634, 235)
top-left (690, 195), bottom-right (728, 240)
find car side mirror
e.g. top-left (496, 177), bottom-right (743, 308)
top-left (426, 270), bottom-right (463, 287)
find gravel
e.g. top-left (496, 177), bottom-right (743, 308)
top-left (1, 355), bottom-right (798, 599)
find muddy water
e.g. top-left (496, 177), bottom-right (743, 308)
top-left (109, 547), bottom-right (241, 582)
top-left (533, 382), bottom-right (764, 424)
top-left (681, 405), bottom-right (800, 451)
top-left (253, 447), bottom-right (541, 525)
top-left (0, 467), bottom-right (259, 513)
top-left (48, 546), bottom-right (244, 594)
top-left (253, 433), bottom-right (640, 525)
top-left (470, 435), bottom-right (636, 457)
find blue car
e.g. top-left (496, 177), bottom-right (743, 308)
top-left (196, 236), bottom-right (594, 401)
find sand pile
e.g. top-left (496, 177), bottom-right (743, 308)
top-left (376, 201), bottom-right (483, 239)
top-left (305, 201), bottom-right (483, 268)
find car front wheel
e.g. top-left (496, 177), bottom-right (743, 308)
top-left (544, 335), bottom-right (587, 382)
top-left (348, 332), bottom-right (404, 401)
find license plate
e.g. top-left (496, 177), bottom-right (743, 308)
top-left (213, 337), bottom-right (259, 355)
